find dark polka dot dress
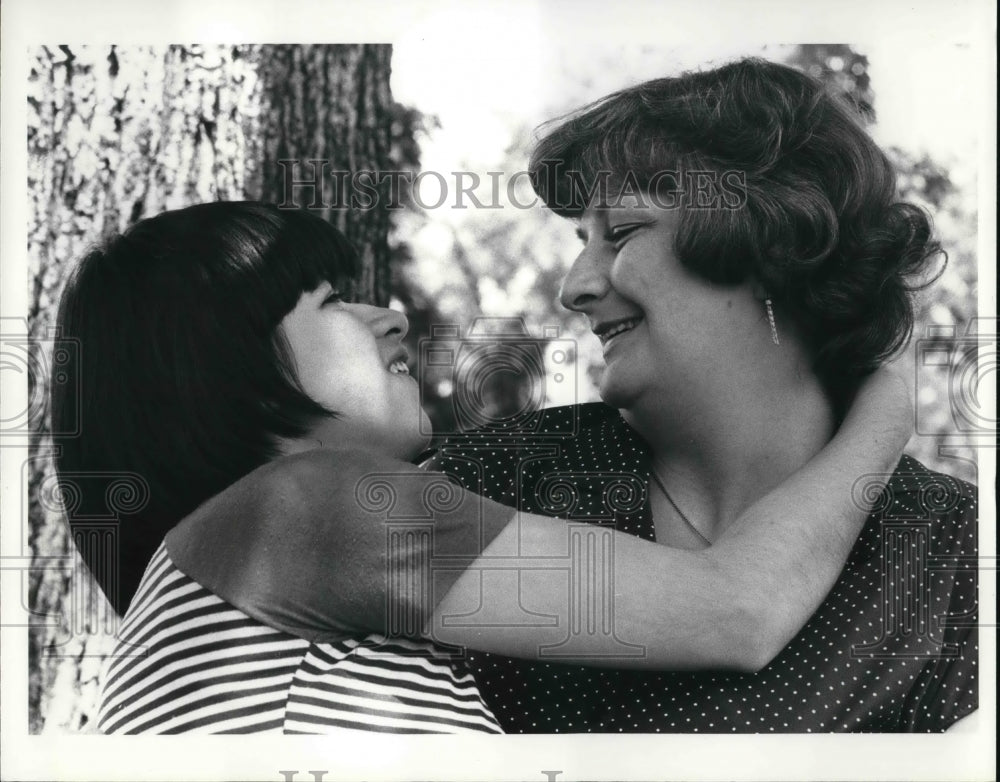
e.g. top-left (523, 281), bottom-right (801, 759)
top-left (431, 403), bottom-right (978, 733)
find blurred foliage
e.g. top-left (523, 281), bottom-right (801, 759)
top-left (786, 45), bottom-right (982, 482)
top-left (392, 140), bottom-right (590, 444)
top-left (887, 143), bottom-right (981, 484)
top-left (786, 44), bottom-right (876, 123)
top-left (394, 44), bottom-right (981, 483)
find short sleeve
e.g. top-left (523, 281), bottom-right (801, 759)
top-left (165, 448), bottom-right (517, 643)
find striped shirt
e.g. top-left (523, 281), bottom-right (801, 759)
top-left (97, 543), bottom-right (503, 734)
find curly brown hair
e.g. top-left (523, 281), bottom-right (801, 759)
top-left (529, 58), bottom-right (944, 411)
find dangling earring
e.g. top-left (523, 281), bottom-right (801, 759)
top-left (765, 298), bottom-right (779, 346)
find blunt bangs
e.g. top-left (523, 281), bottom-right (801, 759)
top-left (124, 202), bottom-right (360, 328)
top-left (53, 201), bottom-right (362, 613)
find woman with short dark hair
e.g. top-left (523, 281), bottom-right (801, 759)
top-left (55, 203), bottom-right (363, 614)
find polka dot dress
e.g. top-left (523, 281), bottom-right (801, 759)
top-left (432, 403), bottom-right (978, 733)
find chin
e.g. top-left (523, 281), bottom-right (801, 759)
top-left (597, 371), bottom-right (640, 412)
top-left (395, 412), bottom-right (433, 461)
top-left (409, 428), bottom-right (433, 460)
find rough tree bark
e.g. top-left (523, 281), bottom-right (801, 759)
top-left (252, 44), bottom-right (394, 306)
top-left (26, 43), bottom-right (395, 733)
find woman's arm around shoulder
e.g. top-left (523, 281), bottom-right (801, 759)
top-left (429, 364), bottom-right (916, 671)
top-left (165, 446), bottom-right (517, 642)
top-left (168, 365), bottom-right (914, 670)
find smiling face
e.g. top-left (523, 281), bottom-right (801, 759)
top-left (559, 197), bottom-right (772, 419)
top-left (278, 282), bottom-right (431, 460)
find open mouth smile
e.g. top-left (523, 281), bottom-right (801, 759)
top-left (387, 347), bottom-right (411, 375)
top-left (594, 316), bottom-right (643, 350)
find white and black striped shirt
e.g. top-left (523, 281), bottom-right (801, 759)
top-left (98, 543), bottom-right (502, 734)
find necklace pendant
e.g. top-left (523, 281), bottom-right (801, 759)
top-left (650, 471), bottom-right (713, 546)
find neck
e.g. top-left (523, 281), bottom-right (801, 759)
top-left (625, 356), bottom-right (835, 543)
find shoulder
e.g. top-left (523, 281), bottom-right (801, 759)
top-left (881, 460), bottom-right (979, 731)
top-left (446, 402), bottom-right (619, 441)
top-left (884, 456), bottom-right (977, 527)
top-left (859, 455), bottom-right (978, 562)
top-left (243, 447), bottom-right (427, 522)
top-left (429, 402), bottom-right (624, 458)
top-left (887, 454), bottom-right (976, 500)
top-left (424, 402), bottom-right (623, 481)
top-left (259, 446), bottom-right (424, 488)
top-left (424, 404), bottom-right (648, 506)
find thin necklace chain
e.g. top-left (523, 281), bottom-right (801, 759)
top-left (649, 470), bottom-right (713, 546)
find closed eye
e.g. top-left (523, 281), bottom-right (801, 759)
top-left (605, 222), bottom-right (645, 248)
top-left (321, 276), bottom-right (360, 305)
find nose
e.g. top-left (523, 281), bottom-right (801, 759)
top-left (368, 305), bottom-right (409, 341)
top-left (558, 243), bottom-right (610, 313)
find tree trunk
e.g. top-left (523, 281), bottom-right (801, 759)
top-left (252, 44), bottom-right (394, 306)
top-left (26, 43), bottom-right (395, 733)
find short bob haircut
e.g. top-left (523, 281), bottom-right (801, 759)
top-left (52, 201), bottom-right (359, 614)
top-left (529, 58), bottom-right (943, 410)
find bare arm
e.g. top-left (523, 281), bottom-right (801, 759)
top-left (168, 366), bottom-right (911, 671)
top-left (429, 365), bottom-right (913, 670)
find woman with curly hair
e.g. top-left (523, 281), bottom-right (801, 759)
top-left (428, 57), bottom-right (977, 733)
